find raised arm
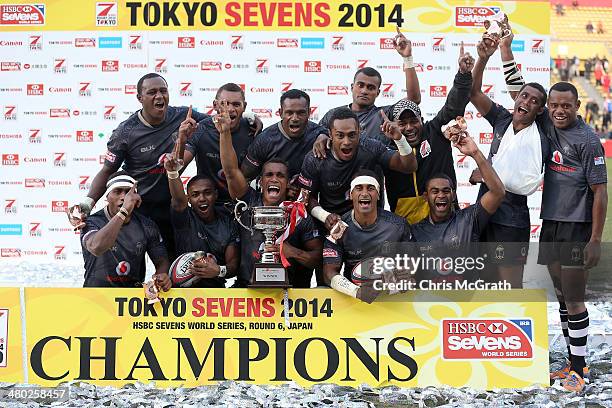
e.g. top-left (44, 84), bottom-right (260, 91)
top-left (380, 110), bottom-right (417, 173)
top-left (394, 27), bottom-right (421, 104)
top-left (470, 40), bottom-right (499, 116)
top-left (217, 100), bottom-right (249, 200)
top-left (498, 20), bottom-right (525, 101)
top-left (164, 140), bottom-right (188, 212)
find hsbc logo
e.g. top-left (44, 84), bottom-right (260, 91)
top-left (430, 85), bottom-right (447, 97)
top-left (379, 38), bottom-right (395, 49)
top-left (29, 129), bottom-right (41, 143)
top-left (1, 62), bottom-right (20, 71)
top-left (178, 36), bottom-right (195, 48)
top-left (479, 132), bottom-right (493, 144)
top-left (54, 245), bottom-right (66, 260)
top-left (530, 224), bottom-right (541, 239)
top-left (102, 60), bottom-right (118, 72)
top-left (456, 154), bottom-right (470, 168)
top-left (29, 35), bottom-right (42, 50)
top-left (96, 2), bottom-right (118, 26)
top-left (75, 38), bottom-right (96, 47)
top-left (76, 130), bottom-right (94, 142)
top-left (104, 105), bottom-right (116, 120)
top-left (356, 59), bottom-right (368, 69)
top-left (230, 35), bottom-right (244, 50)
top-left (251, 108), bottom-right (272, 118)
top-left (50, 108), bottom-right (70, 118)
top-left (255, 59), bottom-right (269, 73)
top-left (54, 58), bottom-right (66, 73)
top-left (78, 176), bottom-right (91, 191)
top-left (29, 222), bottom-right (42, 237)
top-left (455, 6), bottom-right (498, 27)
top-left (25, 178), bottom-right (45, 188)
top-left (155, 58), bottom-right (168, 73)
top-left (1, 248), bottom-right (21, 258)
top-left (331, 36), bottom-right (344, 51)
top-left (382, 83), bottom-right (395, 98)
top-left (4, 106), bottom-right (17, 120)
top-left (442, 318), bottom-right (533, 360)
top-left (53, 152), bottom-right (66, 167)
top-left (304, 60), bottom-right (321, 72)
top-left (79, 82), bottom-right (92, 97)
top-left (4, 199), bottom-right (16, 214)
top-left (328, 86), bottom-right (348, 95)
top-left (277, 38), bottom-right (298, 48)
top-left (201, 61), bottom-right (221, 71)
top-left (2, 154), bottom-right (19, 165)
top-left (531, 39), bottom-right (544, 54)
top-left (180, 82), bottom-right (192, 96)
top-left (27, 83), bottom-right (43, 96)
top-left (432, 37), bottom-right (445, 52)
top-left (128, 35), bottom-right (142, 50)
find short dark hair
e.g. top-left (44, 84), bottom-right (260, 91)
top-left (328, 107), bottom-right (359, 130)
top-left (280, 89), bottom-right (310, 108)
top-left (137, 73), bottom-right (167, 96)
top-left (352, 169), bottom-right (381, 186)
top-left (262, 158), bottom-right (289, 176)
top-left (353, 67), bottom-right (382, 86)
top-left (549, 81), bottom-right (579, 102)
top-left (186, 175), bottom-right (216, 192)
top-left (425, 173), bottom-right (455, 190)
top-left (215, 82), bottom-right (245, 100)
top-left (518, 82), bottom-right (547, 106)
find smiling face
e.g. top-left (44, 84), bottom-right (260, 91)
top-left (280, 97), bottom-right (309, 138)
top-left (398, 111), bottom-right (424, 147)
top-left (214, 90), bottom-right (246, 131)
top-left (512, 85), bottom-right (545, 127)
top-left (138, 77), bottom-right (169, 125)
top-left (187, 179), bottom-right (217, 221)
top-left (424, 178), bottom-right (455, 222)
top-left (548, 89), bottom-right (580, 129)
top-left (330, 118), bottom-right (360, 161)
top-left (351, 72), bottom-right (381, 109)
top-left (351, 183), bottom-right (379, 215)
top-left (261, 162), bottom-right (288, 206)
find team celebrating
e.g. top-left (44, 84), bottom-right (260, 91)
top-left (68, 22), bottom-right (607, 392)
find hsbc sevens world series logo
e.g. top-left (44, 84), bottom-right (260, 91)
top-left (442, 318), bottom-right (534, 360)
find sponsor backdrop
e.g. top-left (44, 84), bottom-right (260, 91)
top-left (0, 288), bottom-right (548, 388)
top-left (0, 1), bottom-right (550, 263)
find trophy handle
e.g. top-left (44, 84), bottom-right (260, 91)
top-left (234, 200), bottom-right (253, 233)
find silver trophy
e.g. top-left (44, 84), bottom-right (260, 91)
top-left (234, 200), bottom-right (290, 287)
top-left (483, 11), bottom-right (511, 44)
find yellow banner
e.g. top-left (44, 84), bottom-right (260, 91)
top-left (0, 1), bottom-right (550, 33)
top-left (22, 288), bottom-right (549, 388)
top-left (0, 288), bottom-right (24, 383)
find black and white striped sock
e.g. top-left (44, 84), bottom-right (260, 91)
top-left (559, 303), bottom-right (571, 358)
top-left (568, 310), bottom-right (589, 377)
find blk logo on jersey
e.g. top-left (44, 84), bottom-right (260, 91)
top-left (442, 318), bottom-right (533, 360)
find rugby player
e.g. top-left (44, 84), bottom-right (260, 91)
top-left (80, 171), bottom-right (171, 290)
top-left (299, 107), bottom-right (417, 231)
top-left (69, 73), bottom-right (208, 259)
top-left (387, 43), bottom-right (475, 224)
top-left (181, 83), bottom-right (259, 206)
top-left (164, 142), bottom-right (240, 288)
top-left (240, 89), bottom-right (329, 180)
top-left (470, 35), bottom-right (550, 288)
top-left (322, 170), bottom-right (412, 303)
top-left (217, 100), bottom-right (323, 288)
top-left (539, 82), bottom-right (607, 392)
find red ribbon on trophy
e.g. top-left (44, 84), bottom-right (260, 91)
top-left (276, 201), bottom-right (307, 268)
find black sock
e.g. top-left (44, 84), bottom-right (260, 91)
top-left (568, 310), bottom-right (589, 377)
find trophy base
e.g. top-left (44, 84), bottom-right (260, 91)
top-left (249, 263), bottom-right (291, 288)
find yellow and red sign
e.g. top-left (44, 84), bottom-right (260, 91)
top-left (0, 1), bottom-right (550, 33)
top-left (0, 288), bottom-right (549, 388)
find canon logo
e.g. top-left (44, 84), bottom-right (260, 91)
top-left (250, 87), bottom-right (274, 93)
top-left (49, 87), bottom-right (71, 93)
